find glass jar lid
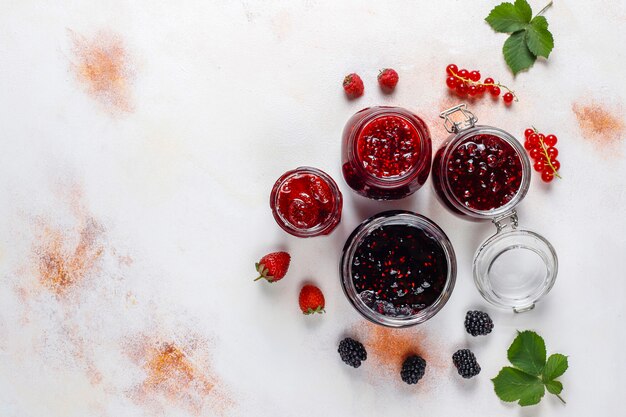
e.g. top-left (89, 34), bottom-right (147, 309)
top-left (473, 212), bottom-right (558, 312)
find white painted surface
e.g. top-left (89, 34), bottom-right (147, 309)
top-left (1, 1), bottom-right (625, 416)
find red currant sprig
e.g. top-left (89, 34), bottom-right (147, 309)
top-left (524, 127), bottom-right (561, 183)
top-left (445, 64), bottom-right (518, 105)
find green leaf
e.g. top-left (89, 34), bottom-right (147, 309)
top-left (543, 353), bottom-right (568, 380)
top-left (507, 331), bottom-right (546, 376)
top-left (503, 31), bottom-right (537, 75)
top-left (492, 367), bottom-right (545, 406)
top-left (485, 2), bottom-right (532, 33)
top-left (525, 16), bottom-right (554, 58)
top-left (545, 379), bottom-right (563, 395)
top-left (514, 0), bottom-right (532, 22)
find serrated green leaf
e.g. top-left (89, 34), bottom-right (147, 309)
top-left (485, 2), bottom-right (531, 33)
top-left (507, 331), bottom-right (546, 375)
top-left (503, 31), bottom-right (537, 75)
top-left (526, 16), bottom-right (554, 58)
top-left (514, 0), bottom-right (532, 22)
top-left (543, 353), bottom-right (568, 380)
top-left (492, 367), bottom-right (545, 406)
top-left (545, 379), bottom-right (563, 395)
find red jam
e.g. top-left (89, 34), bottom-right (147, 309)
top-left (342, 107), bottom-right (431, 200)
top-left (270, 167), bottom-right (342, 237)
top-left (433, 133), bottom-right (523, 213)
top-left (351, 223), bottom-right (448, 317)
top-left (357, 116), bottom-right (421, 178)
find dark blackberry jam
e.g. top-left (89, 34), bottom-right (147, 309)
top-left (351, 223), bottom-right (448, 316)
top-left (341, 211), bottom-right (456, 327)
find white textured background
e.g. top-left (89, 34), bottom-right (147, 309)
top-left (1, 1), bottom-right (625, 416)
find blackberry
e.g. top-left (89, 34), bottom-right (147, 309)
top-left (452, 349), bottom-right (481, 379)
top-left (464, 310), bottom-right (494, 336)
top-left (400, 355), bottom-right (427, 384)
top-left (338, 337), bottom-right (367, 368)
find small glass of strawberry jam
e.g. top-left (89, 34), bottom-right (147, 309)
top-left (432, 105), bottom-right (558, 313)
top-left (270, 167), bottom-right (343, 237)
top-left (341, 211), bottom-right (456, 327)
top-left (342, 107), bottom-right (432, 200)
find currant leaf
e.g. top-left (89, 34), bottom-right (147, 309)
top-left (526, 16), bottom-right (554, 58)
top-left (486, 2), bottom-right (531, 33)
top-left (503, 31), bottom-right (537, 75)
top-left (543, 353), bottom-right (568, 380)
top-left (492, 367), bottom-right (545, 406)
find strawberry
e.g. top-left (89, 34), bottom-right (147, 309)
top-left (343, 73), bottom-right (364, 98)
top-left (254, 252), bottom-right (290, 283)
top-left (299, 284), bottom-right (325, 314)
top-left (378, 68), bottom-right (399, 90)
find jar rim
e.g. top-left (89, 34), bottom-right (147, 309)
top-left (437, 126), bottom-right (531, 219)
top-left (340, 210), bottom-right (457, 327)
top-left (270, 166), bottom-right (343, 237)
top-left (348, 107), bottom-right (431, 188)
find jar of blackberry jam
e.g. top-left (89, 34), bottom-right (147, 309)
top-left (432, 105), bottom-right (558, 312)
top-left (341, 107), bottom-right (432, 200)
top-left (270, 167), bottom-right (343, 237)
top-left (341, 211), bottom-right (456, 327)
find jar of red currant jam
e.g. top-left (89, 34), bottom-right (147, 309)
top-left (341, 211), bottom-right (456, 327)
top-left (432, 105), bottom-right (558, 312)
top-left (341, 106), bottom-right (432, 200)
top-left (270, 166), bottom-right (343, 237)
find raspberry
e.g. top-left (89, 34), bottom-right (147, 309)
top-left (343, 73), bottom-right (364, 98)
top-left (338, 338), bottom-right (367, 368)
top-left (400, 355), bottom-right (426, 384)
top-left (464, 310), bottom-right (494, 336)
top-left (377, 68), bottom-right (399, 90)
top-left (452, 349), bottom-right (481, 379)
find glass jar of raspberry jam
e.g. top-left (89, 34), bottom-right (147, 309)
top-left (340, 211), bottom-right (456, 327)
top-left (432, 105), bottom-right (558, 312)
top-left (270, 166), bottom-right (343, 238)
top-left (341, 106), bottom-right (432, 200)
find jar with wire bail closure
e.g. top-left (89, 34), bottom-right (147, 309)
top-left (432, 104), bottom-right (558, 312)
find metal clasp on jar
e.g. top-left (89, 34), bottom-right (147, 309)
top-left (439, 104), bottom-right (478, 133)
top-left (492, 210), bottom-right (519, 233)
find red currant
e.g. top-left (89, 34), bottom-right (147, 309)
top-left (550, 160), bottom-right (560, 171)
top-left (547, 147), bottom-right (558, 159)
top-left (483, 77), bottom-right (495, 85)
top-left (534, 160), bottom-right (545, 172)
top-left (527, 133), bottom-right (540, 148)
top-left (446, 76), bottom-right (457, 89)
top-left (541, 170), bottom-right (554, 183)
top-left (503, 92), bottom-right (514, 103)
top-left (446, 64), bottom-right (458, 75)
top-left (489, 86), bottom-right (501, 97)
top-left (476, 84), bottom-right (486, 94)
top-left (544, 134), bottom-right (558, 147)
top-left (529, 148), bottom-right (541, 159)
top-left (468, 85), bottom-right (478, 96)
top-left (458, 69), bottom-right (469, 79)
top-left (524, 128), bottom-right (535, 138)
top-left (469, 70), bottom-right (481, 81)
top-left (456, 83), bottom-right (469, 95)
